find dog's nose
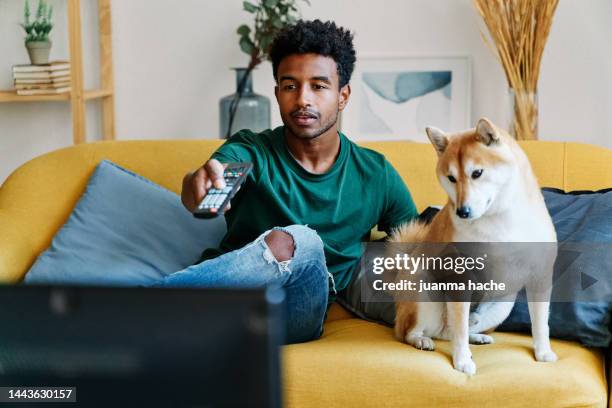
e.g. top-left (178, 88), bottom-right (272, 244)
top-left (456, 206), bottom-right (471, 219)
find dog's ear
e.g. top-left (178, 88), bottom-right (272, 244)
top-left (476, 117), bottom-right (500, 146)
top-left (426, 127), bottom-right (448, 156)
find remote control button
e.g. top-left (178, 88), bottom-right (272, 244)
top-left (214, 195), bottom-right (226, 206)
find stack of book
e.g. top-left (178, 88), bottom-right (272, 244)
top-left (12, 61), bottom-right (71, 96)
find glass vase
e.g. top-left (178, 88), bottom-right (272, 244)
top-left (219, 68), bottom-right (271, 139)
top-left (506, 88), bottom-right (538, 140)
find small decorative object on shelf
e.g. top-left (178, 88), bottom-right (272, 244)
top-left (21, 0), bottom-right (54, 65)
top-left (473, 0), bottom-right (559, 140)
top-left (219, 0), bottom-right (310, 138)
top-left (12, 60), bottom-right (71, 95)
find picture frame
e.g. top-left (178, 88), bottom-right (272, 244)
top-left (341, 55), bottom-right (471, 142)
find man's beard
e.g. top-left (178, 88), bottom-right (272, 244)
top-left (283, 111), bottom-right (338, 140)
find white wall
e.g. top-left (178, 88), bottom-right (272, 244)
top-left (1, 0), bottom-right (610, 183)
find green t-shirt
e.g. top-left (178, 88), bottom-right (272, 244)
top-left (201, 126), bottom-right (418, 294)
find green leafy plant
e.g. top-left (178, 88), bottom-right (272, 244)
top-left (227, 0), bottom-right (309, 137)
top-left (237, 0), bottom-right (309, 70)
top-left (21, 0), bottom-right (53, 43)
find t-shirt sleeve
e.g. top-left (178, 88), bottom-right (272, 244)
top-left (210, 130), bottom-right (265, 180)
top-left (211, 130), bottom-right (260, 164)
top-left (378, 161), bottom-right (419, 234)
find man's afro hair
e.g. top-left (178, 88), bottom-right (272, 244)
top-left (270, 19), bottom-right (356, 88)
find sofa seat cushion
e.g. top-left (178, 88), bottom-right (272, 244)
top-left (326, 302), bottom-right (356, 322)
top-left (283, 318), bottom-right (607, 408)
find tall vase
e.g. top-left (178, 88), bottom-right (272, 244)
top-left (507, 88), bottom-right (538, 141)
top-left (219, 68), bottom-right (271, 139)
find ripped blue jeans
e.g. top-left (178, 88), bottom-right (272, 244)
top-left (150, 225), bottom-right (333, 344)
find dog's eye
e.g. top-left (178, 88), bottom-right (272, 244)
top-left (447, 175), bottom-right (457, 183)
top-left (472, 169), bottom-right (483, 179)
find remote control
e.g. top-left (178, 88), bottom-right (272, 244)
top-left (193, 162), bottom-right (253, 219)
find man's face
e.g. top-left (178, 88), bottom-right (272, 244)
top-left (275, 53), bottom-right (350, 140)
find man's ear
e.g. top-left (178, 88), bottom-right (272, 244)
top-left (476, 117), bottom-right (500, 146)
top-left (274, 85), bottom-right (279, 102)
top-left (338, 84), bottom-right (351, 111)
top-left (426, 126), bottom-right (448, 156)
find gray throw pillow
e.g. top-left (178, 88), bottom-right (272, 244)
top-left (25, 160), bottom-right (227, 286)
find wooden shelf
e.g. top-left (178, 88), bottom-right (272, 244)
top-left (0, 90), bottom-right (70, 102)
top-left (0, 88), bottom-right (113, 103)
top-left (1, 0), bottom-right (115, 144)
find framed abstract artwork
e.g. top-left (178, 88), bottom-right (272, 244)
top-left (341, 56), bottom-right (471, 142)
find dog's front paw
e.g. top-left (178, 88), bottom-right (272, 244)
top-left (453, 352), bottom-right (476, 376)
top-left (535, 348), bottom-right (558, 362)
top-left (407, 335), bottom-right (436, 351)
top-left (469, 333), bottom-right (494, 345)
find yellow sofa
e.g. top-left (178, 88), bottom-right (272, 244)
top-left (1, 139), bottom-right (611, 407)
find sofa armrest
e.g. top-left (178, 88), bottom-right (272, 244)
top-left (0, 151), bottom-right (88, 283)
top-left (0, 212), bottom-right (42, 283)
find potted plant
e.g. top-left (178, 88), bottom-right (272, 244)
top-left (21, 0), bottom-right (54, 65)
top-left (220, 0), bottom-right (309, 138)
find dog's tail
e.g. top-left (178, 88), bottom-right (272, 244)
top-left (387, 221), bottom-right (429, 341)
top-left (387, 220), bottom-right (429, 243)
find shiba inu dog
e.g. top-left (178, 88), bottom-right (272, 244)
top-left (390, 118), bottom-right (557, 375)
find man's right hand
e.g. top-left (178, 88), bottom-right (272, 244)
top-left (181, 158), bottom-right (227, 213)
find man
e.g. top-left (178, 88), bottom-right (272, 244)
top-left (155, 20), bottom-right (418, 343)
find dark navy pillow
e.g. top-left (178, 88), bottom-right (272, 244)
top-left (497, 188), bottom-right (612, 347)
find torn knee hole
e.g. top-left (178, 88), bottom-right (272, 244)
top-left (264, 230), bottom-right (295, 262)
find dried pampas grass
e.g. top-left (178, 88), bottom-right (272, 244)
top-left (474, 0), bottom-right (559, 140)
